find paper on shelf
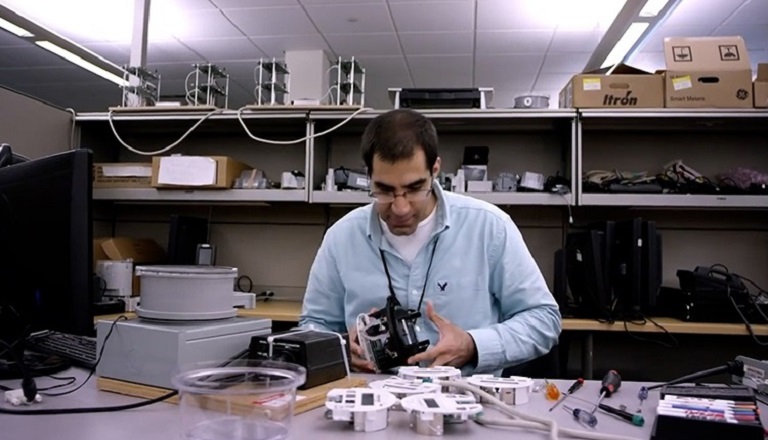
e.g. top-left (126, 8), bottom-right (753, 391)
top-left (102, 165), bottom-right (152, 177)
top-left (157, 156), bottom-right (217, 186)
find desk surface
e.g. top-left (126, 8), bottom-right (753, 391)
top-left (97, 301), bottom-right (768, 336)
top-left (1, 369), bottom-right (698, 440)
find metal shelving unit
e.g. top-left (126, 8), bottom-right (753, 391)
top-left (580, 193), bottom-right (768, 208)
top-left (93, 188), bottom-right (307, 203)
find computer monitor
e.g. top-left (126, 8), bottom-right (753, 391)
top-left (0, 149), bottom-right (93, 372)
top-left (167, 214), bottom-right (209, 265)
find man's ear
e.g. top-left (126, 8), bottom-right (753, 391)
top-left (432, 156), bottom-right (441, 176)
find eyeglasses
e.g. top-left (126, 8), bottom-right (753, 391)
top-left (369, 187), bottom-right (433, 204)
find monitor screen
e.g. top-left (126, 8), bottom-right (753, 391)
top-left (0, 149), bottom-right (93, 349)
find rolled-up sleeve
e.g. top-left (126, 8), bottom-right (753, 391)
top-left (467, 217), bottom-right (562, 372)
top-left (299, 228), bottom-right (346, 333)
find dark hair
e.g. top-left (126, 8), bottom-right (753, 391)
top-left (361, 109), bottom-right (438, 174)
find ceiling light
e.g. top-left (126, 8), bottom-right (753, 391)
top-left (639, 0), bottom-right (670, 18)
top-left (0, 16), bottom-right (32, 37)
top-left (35, 40), bottom-right (128, 86)
top-left (601, 22), bottom-right (649, 68)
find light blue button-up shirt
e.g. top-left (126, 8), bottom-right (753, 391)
top-left (299, 181), bottom-right (562, 373)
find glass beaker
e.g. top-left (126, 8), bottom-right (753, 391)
top-left (173, 359), bottom-right (306, 440)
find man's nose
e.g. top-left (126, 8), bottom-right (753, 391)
top-left (390, 195), bottom-right (410, 215)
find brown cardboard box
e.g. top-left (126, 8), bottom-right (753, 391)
top-left (754, 63), bottom-right (768, 108)
top-left (94, 163), bottom-right (152, 188)
top-left (96, 237), bottom-right (166, 295)
top-left (151, 155), bottom-right (250, 189)
top-left (559, 64), bottom-right (663, 109)
top-left (663, 36), bottom-right (753, 108)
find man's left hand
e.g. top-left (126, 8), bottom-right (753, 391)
top-left (407, 301), bottom-right (477, 368)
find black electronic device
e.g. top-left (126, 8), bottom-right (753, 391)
top-left (462, 146), bottom-right (489, 166)
top-left (673, 266), bottom-right (755, 323)
top-left (249, 330), bottom-right (348, 390)
top-left (613, 218), bottom-right (643, 316)
top-left (0, 144), bottom-right (29, 168)
top-left (167, 215), bottom-right (209, 265)
top-left (397, 88), bottom-right (483, 109)
top-left (0, 149), bottom-right (93, 380)
top-left (356, 295), bottom-right (430, 372)
top-left (563, 229), bottom-right (612, 320)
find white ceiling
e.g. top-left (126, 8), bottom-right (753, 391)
top-left (0, 0), bottom-right (765, 112)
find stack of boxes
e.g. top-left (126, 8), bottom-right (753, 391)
top-left (560, 36), bottom-right (766, 110)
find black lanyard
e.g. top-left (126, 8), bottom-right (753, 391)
top-left (379, 236), bottom-right (439, 311)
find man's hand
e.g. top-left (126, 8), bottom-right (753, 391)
top-left (407, 301), bottom-right (477, 368)
top-left (346, 308), bottom-right (377, 373)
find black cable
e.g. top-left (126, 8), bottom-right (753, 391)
top-left (37, 375), bottom-right (77, 392)
top-left (646, 360), bottom-right (745, 391)
top-left (0, 338), bottom-right (37, 403)
top-left (620, 315), bottom-right (679, 349)
top-left (41, 315), bottom-right (128, 397)
top-left (0, 390), bottom-right (178, 415)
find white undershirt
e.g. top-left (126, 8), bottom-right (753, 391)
top-left (380, 205), bottom-right (437, 264)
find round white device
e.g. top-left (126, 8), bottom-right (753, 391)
top-left (135, 265), bottom-right (238, 321)
top-left (324, 388), bottom-right (399, 432)
top-left (400, 393), bottom-right (483, 436)
top-left (397, 366), bottom-right (462, 392)
top-left (368, 376), bottom-right (441, 410)
top-left (466, 374), bottom-right (534, 405)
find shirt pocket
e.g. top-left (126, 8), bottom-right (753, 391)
top-left (427, 276), bottom-right (492, 328)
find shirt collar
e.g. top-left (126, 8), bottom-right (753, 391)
top-left (367, 179), bottom-right (451, 247)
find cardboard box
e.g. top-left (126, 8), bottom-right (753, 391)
top-left (94, 162), bottom-right (152, 188)
top-left (151, 155), bottom-right (250, 189)
top-left (754, 63), bottom-right (768, 108)
top-left (95, 237), bottom-right (166, 295)
top-left (559, 64), bottom-right (664, 109)
top-left (663, 36), bottom-right (753, 108)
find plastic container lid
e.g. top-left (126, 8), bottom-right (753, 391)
top-left (135, 265), bottom-right (237, 279)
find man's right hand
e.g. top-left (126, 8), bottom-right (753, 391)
top-left (347, 308), bottom-right (377, 373)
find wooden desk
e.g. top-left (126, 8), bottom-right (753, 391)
top-left (562, 317), bottom-right (768, 379)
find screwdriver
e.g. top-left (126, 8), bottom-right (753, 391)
top-left (563, 405), bottom-right (598, 428)
top-left (591, 370), bottom-right (621, 414)
top-left (549, 378), bottom-right (584, 412)
top-left (597, 403), bottom-right (644, 426)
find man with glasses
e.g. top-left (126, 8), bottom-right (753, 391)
top-left (300, 109), bottom-right (561, 373)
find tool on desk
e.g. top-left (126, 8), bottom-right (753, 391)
top-left (638, 359), bottom-right (745, 407)
top-left (544, 380), bottom-right (561, 401)
top-left (549, 378), bottom-right (584, 412)
top-left (591, 370), bottom-right (621, 414)
top-left (562, 404), bottom-right (597, 428)
top-left (597, 402), bottom-right (645, 426)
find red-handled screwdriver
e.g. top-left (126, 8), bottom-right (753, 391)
top-left (549, 378), bottom-right (584, 412)
top-left (590, 370), bottom-right (621, 415)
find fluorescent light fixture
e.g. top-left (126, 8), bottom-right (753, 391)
top-left (639, 0), bottom-right (670, 17)
top-left (35, 40), bottom-right (128, 86)
top-left (0, 16), bottom-right (32, 37)
top-left (601, 22), bottom-right (649, 68)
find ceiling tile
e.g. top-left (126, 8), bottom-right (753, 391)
top-left (626, 51), bottom-right (665, 73)
top-left (541, 52), bottom-right (590, 74)
top-left (224, 6), bottom-right (317, 36)
top-left (214, 0), bottom-right (299, 7)
top-left (169, 9), bottom-right (246, 40)
top-left (408, 55), bottom-right (472, 88)
top-left (714, 25), bottom-right (768, 51)
top-left (549, 29), bottom-right (602, 53)
top-left (82, 42), bottom-right (130, 66)
top-left (532, 73), bottom-right (571, 91)
top-left (305, 3), bottom-right (393, 34)
top-left (474, 54), bottom-right (543, 90)
top-left (390, 1), bottom-right (474, 32)
top-left (664, 0), bottom-right (746, 28)
top-left (18, 82), bottom-right (119, 111)
top-left (325, 33), bottom-right (400, 57)
top-left (146, 63), bottom-right (201, 81)
top-left (299, 0), bottom-right (383, 4)
top-left (147, 40), bottom-right (204, 63)
top-left (183, 37), bottom-right (264, 61)
top-left (354, 56), bottom-right (411, 106)
top-left (209, 60), bottom-right (260, 86)
top-left (0, 46), bottom-right (69, 68)
top-left (399, 32), bottom-right (473, 55)
top-left (476, 30), bottom-right (552, 54)
top-left (0, 31), bottom-right (26, 48)
top-left (162, 0), bottom-right (219, 10)
top-left (721, 0), bottom-right (768, 26)
top-left (250, 34), bottom-right (330, 58)
top-left (477, 0), bottom-right (622, 31)
top-left (0, 66), bottom-right (90, 84)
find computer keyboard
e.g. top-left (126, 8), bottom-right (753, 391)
top-left (26, 332), bottom-right (98, 369)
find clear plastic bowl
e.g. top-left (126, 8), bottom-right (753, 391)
top-left (173, 360), bottom-right (306, 440)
